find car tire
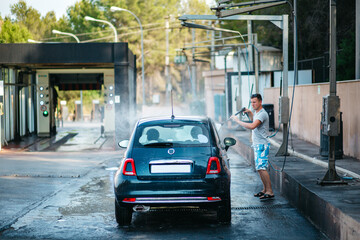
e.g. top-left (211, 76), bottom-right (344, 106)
top-left (115, 199), bottom-right (132, 226)
top-left (217, 193), bottom-right (231, 223)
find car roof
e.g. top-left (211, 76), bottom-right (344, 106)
top-left (137, 116), bottom-right (211, 125)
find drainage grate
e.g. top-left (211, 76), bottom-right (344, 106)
top-left (148, 208), bottom-right (208, 212)
top-left (231, 204), bottom-right (290, 210)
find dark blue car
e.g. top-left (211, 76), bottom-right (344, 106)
top-left (114, 116), bottom-right (236, 225)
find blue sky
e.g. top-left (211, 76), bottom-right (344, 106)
top-left (0, 0), bottom-right (80, 19)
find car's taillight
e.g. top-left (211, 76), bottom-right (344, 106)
top-left (207, 197), bottom-right (221, 201)
top-left (122, 158), bottom-right (136, 176)
top-left (123, 198), bottom-right (136, 202)
top-left (206, 157), bottom-right (221, 174)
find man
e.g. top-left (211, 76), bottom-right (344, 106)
top-left (230, 93), bottom-right (274, 200)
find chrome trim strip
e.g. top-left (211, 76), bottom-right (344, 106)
top-left (149, 160), bottom-right (194, 165)
top-left (128, 197), bottom-right (221, 204)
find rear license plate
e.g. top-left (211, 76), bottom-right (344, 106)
top-left (151, 164), bottom-right (191, 173)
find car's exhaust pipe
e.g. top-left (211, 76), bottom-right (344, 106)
top-left (133, 205), bottom-right (150, 212)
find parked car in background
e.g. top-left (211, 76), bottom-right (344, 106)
top-left (114, 116), bottom-right (236, 226)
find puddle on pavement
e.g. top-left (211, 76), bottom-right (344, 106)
top-left (59, 176), bottom-right (114, 216)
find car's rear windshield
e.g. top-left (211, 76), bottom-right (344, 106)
top-left (134, 122), bottom-right (211, 147)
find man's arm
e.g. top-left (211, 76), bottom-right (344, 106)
top-left (230, 115), bottom-right (262, 130)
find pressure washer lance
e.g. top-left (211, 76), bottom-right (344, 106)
top-left (235, 107), bottom-right (247, 116)
top-left (219, 107), bottom-right (248, 132)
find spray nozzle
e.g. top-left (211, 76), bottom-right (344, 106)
top-left (235, 107), bottom-right (246, 116)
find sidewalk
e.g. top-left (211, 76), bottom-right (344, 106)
top-left (223, 127), bottom-right (360, 240)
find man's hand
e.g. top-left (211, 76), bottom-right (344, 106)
top-left (243, 108), bottom-right (251, 114)
top-left (230, 115), bottom-right (240, 124)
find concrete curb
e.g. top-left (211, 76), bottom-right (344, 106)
top-left (230, 133), bottom-right (360, 240)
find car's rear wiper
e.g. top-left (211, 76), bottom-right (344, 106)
top-left (143, 142), bottom-right (174, 147)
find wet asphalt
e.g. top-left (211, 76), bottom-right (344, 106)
top-left (0, 122), bottom-right (327, 240)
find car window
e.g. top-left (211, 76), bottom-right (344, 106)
top-left (210, 120), bottom-right (223, 148)
top-left (135, 123), bottom-right (210, 147)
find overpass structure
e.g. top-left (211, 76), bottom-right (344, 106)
top-left (0, 43), bottom-right (136, 148)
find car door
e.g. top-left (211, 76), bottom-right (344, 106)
top-left (210, 120), bottom-right (230, 171)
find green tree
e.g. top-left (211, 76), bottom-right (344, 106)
top-left (337, 32), bottom-right (355, 81)
top-left (0, 18), bottom-right (32, 43)
top-left (64, 0), bottom-right (107, 42)
top-left (11, 0), bottom-right (44, 40)
top-left (10, 0), bottom-right (68, 41)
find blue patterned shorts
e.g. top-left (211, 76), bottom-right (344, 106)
top-left (254, 143), bottom-right (270, 171)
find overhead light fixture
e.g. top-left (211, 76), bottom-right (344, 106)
top-left (217, 1), bottom-right (287, 18)
top-left (181, 21), bottom-right (239, 34)
top-left (28, 39), bottom-right (42, 43)
top-left (218, 0), bottom-right (233, 4)
top-left (52, 29), bottom-right (80, 43)
top-left (193, 58), bottom-right (210, 63)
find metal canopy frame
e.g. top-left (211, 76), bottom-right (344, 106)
top-left (179, 13), bottom-right (289, 156)
top-left (178, 13), bottom-right (288, 91)
top-left (179, 14), bottom-right (283, 21)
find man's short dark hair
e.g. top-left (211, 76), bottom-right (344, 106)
top-left (251, 93), bottom-right (262, 101)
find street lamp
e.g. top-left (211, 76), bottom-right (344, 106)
top-left (84, 16), bottom-right (118, 42)
top-left (110, 6), bottom-right (145, 106)
top-left (28, 39), bottom-right (42, 43)
top-left (52, 30), bottom-right (82, 121)
top-left (52, 30), bottom-right (80, 43)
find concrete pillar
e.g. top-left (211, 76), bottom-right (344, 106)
top-left (114, 43), bottom-right (136, 146)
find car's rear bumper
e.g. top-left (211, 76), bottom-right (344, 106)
top-left (116, 196), bottom-right (226, 211)
top-left (122, 196), bottom-right (222, 204)
top-left (114, 175), bottom-right (230, 208)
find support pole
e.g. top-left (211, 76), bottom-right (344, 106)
top-left (319, 0), bottom-right (346, 185)
top-left (329, 0), bottom-right (337, 98)
top-left (165, 16), bottom-right (171, 104)
top-left (237, 47), bottom-right (242, 111)
top-left (80, 90), bottom-right (83, 121)
top-left (191, 26), bottom-right (197, 99)
top-left (211, 22), bottom-right (215, 70)
top-left (294, 0), bottom-right (298, 85)
top-left (247, 20), bottom-right (254, 72)
top-left (224, 54), bottom-right (229, 119)
top-left (276, 14), bottom-right (290, 156)
top-left (254, 34), bottom-right (259, 93)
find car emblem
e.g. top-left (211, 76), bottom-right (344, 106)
top-left (168, 148), bottom-right (175, 155)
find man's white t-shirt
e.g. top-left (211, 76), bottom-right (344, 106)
top-left (252, 108), bottom-right (269, 146)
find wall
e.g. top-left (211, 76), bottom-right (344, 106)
top-left (274, 70), bottom-right (313, 86)
top-left (203, 69), bottom-right (229, 120)
top-left (264, 80), bottom-right (360, 159)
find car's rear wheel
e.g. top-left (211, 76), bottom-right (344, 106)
top-left (115, 199), bottom-right (132, 226)
top-left (217, 193), bottom-right (231, 223)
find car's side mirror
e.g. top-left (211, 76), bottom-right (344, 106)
top-left (224, 137), bottom-right (236, 151)
top-left (118, 140), bottom-right (129, 148)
